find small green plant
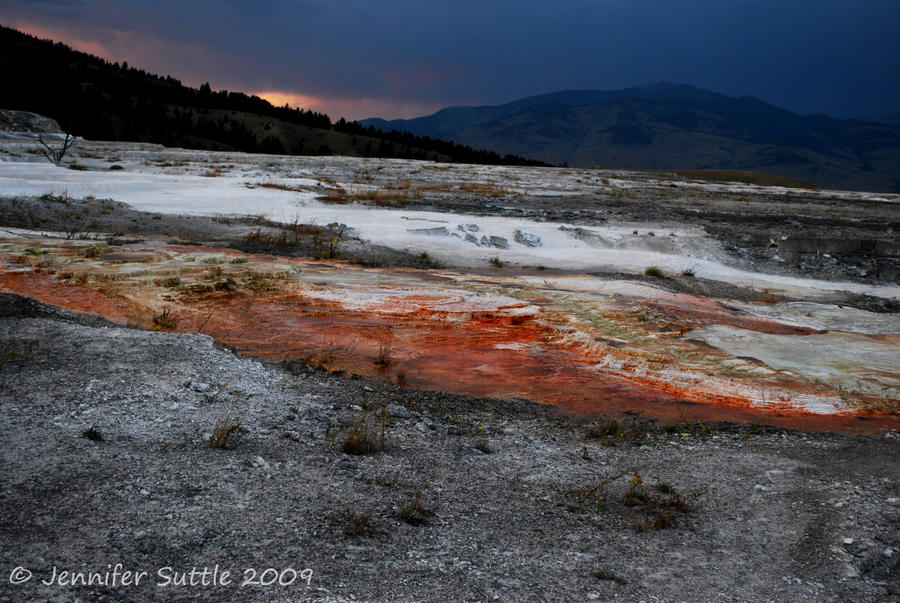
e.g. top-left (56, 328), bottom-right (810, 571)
top-left (680, 268), bottom-right (696, 277)
top-left (324, 422), bottom-right (344, 450)
top-left (489, 257), bottom-right (505, 268)
top-left (644, 266), bottom-right (666, 278)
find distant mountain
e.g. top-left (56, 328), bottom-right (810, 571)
top-left (363, 83), bottom-right (900, 192)
top-left (882, 112), bottom-right (900, 127)
top-left (0, 25), bottom-right (542, 166)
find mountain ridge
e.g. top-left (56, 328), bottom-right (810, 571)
top-left (362, 83), bottom-right (900, 192)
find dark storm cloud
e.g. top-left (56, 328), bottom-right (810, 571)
top-left (2, 0), bottom-right (898, 120)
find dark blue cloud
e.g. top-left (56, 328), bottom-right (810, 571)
top-left (2, 0), bottom-right (898, 120)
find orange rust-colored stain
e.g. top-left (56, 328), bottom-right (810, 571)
top-left (1, 259), bottom-right (897, 433)
top-left (0, 272), bottom-right (145, 324)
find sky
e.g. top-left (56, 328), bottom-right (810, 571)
top-left (2, 0), bottom-right (899, 122)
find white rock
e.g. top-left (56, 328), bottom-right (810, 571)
top-left (254, 455), bottom-right (271, 472)
top-left (387, 403), bottom-right (410, 418)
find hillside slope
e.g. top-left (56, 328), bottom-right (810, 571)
top-left (0, 25), bottom-right (541, 166)
top-left (364, 83), bottom-right (900, 192)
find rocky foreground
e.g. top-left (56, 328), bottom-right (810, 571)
top-left (0, 293), bottom-right (897, 602)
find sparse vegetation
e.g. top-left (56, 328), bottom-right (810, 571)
top-left (585, 417), bottom-right (652, 446)
top-left (458, 182), bottom-right (509, 197)
top-left (151, 308), bottom-right (178, 330)
top-left (312, 223), bottom-right (347, 259)
top-left (317, 186), bottom-right (416, 207)
top-left (209, 404), bottom-right (245, 450)
top-left (394, 482), bottom-right (433, 525)
top-left (37, 132), bottom-right (77, 166)
top-left (418, 251), bottom-right (441, 268)
top-left (472, 439), bottom-right (492, 453)
top-left (343, 512), bottom-right (381, 538)
top-left (644, 266), bottom-right (666, 278)
top-left (81, 244), bottom-right (110, 258)
top-left (566, 471), bottom-right (698, 531)
top-left (46, 199), bottom-right (92, 240)
top-left (341, 400), bottom-right (389, 455)
top-left (375, 328), bottom-right (394, 366)
top-left (586, 419), bottom-right (622, 439)
top-left (622, 474), bottom-right (698, 531)
top-left (566, 472), bottom-right (625, 513)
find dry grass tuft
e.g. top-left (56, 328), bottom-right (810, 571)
top-left (341, 401), bottom-right (389, 455)
top-left (209, 405), bottom-right (245, 450)
top-left (151, 308), bottom-right (178, 330)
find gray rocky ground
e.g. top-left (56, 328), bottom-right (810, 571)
top-left (0, 293), bottom-right (897, 602)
